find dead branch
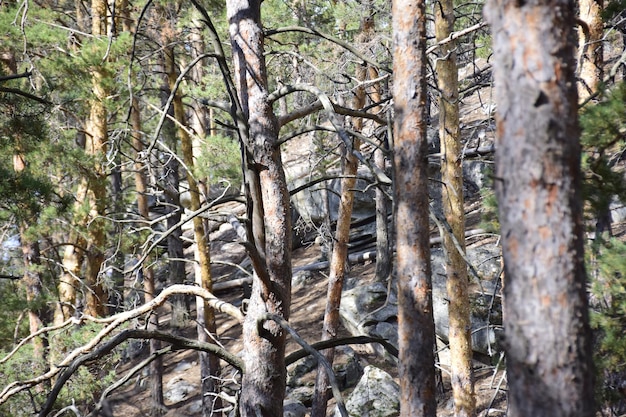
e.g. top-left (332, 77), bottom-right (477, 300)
top-left (39, 329), bottom-right (244, 417)
top-left (285, 335), bottom-right (398, 365)
top-left (0, 86), bottom-right (51, 104)
top-left (265, 26), bottom-right (391, 74)
top-left (0, 71), bottom-right (32, 82)
top-left (426, 21), bottom-right (489, 55)
top-left (0, 285), bottom-right (242, 406)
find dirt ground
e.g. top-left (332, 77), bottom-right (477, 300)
top-left (108, 221), bottom-right (508, 416)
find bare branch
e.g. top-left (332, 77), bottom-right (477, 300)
top-left (265, 26), bottom-right (391, 74)
top-left (285, 335), bottom-right (399, 365)
top-left (0, 71), bottom-right (31, 82)
top-left (39, 329), bottom-right (244, 417)
top-left (0, 87), bottom-right (51, 105)
top-left (0, 285), bottom-right (242, 406)
top-left (426, 21), bottom-right (488, 55)
top-left (271, 84), bottom-right (392, 185)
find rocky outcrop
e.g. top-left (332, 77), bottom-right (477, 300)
top-left (334, 365), bottom-right (400, 417)
top-left (340, 245), bottom-right (503, 361)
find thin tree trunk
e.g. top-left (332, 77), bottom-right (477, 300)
top-left (168, 44), bottom-right (222, 415)
top-left (311, 78), bottom-right (362, 417)
top-left (227, 2), bottom-right (292, 416)
top-left (485, 2), bottom-right (596, 416)
top-left (130, 95), bottom-right (165, 415)
top-left (12, 152), bottom-right (46, 363)
top-left (435, 1), bottom-right (475, 416)
top-left (82, 0), bottom-right (109, 318)
top-left (578, 0), bottom-right (603, 100)
top-left (392, 0), bottom-right (437, 416)
top-left (162, 39), bottom-right (188, 329)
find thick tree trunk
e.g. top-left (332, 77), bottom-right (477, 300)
top-left (435, 1), bottom-right (475, 416)
top-left (227, 2), bottom-right (293, 416)
top-left (484, 2), bottom-right (596, 417)
top-left (392, 1), bottom-right (437, 416)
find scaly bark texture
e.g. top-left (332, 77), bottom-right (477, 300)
top-left (392, 1), bottom-right (437, 416)
top-left (484, 2), bottom-right (596, 417)
top-left (227, 2), bottom-right (293, 416)
top-left (82, 0), bottom-right (110, 317)
top-left (578, 0), bottom-right (603, 100)
top-left (435, 1), bottom-right (475, 416)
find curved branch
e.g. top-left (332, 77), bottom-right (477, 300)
top-left (0, 285), bottom-right (243, 406)
top-left (285, 335), bottom-right (398, 366)
top-left (0, 87), bottom-right (51, 105)
top-left (39, 329), bottom-right (244, 417)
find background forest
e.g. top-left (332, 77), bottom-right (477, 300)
top-left (0, 0), bottom-right (625, 416)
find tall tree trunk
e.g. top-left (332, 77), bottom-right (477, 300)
top-left (121, 2), bottom-right (165, 410)
top-left (311, 72), bottom-right (363, 417)
top-left (435, 1), bottom-right (475, 416)
top-left (227, 2), bottom-right (292, 416)
top-left (14, 155), bottom-right (46, 373)
top-left (82, 0), bottom-right (109, 318)
top-left (578, 0), bottom-right (603, 100)
top-left (484, 2), bottom-right (596, 417)
top-left (162, 39), bottom-right (188, 329)
top-left (168, 44), bottom-right (222, 416)
top-left (392, 1), bottom-right (437, 416)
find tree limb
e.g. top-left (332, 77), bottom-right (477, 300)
top-left (0, 87), bottom-right (51, 105)
top-left (0, 285), bottom-right (243, 406)
top-left (0, 71), bottom-right (32, 82)
top-left (285, 335), bottom-right (398, 365)
top-left (39, 329), bottom-right (244, 417)
top-left (265, 26), bottom-right (391, 74)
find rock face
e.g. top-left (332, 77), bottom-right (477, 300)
top-left (165, 376), bottom-right (197, 404)
top-left (334, 365), bottom-right (400, 417)
top-left (289, 165), bottom-right (378, 224)
top-left (340, 245), bottom-right (503, 360)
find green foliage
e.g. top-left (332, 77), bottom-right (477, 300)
top-left (580, 83), bottom-right (626, 224)
top-left (589, 239), bottom-right (626, 406)
top-left (195, 134), bottom-right (243, 189)
top-left (0, 322), bottom-right (120, 416)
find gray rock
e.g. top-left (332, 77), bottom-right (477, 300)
top-left (286, 386), bottom-right (314, 405)
top-left (164, 377), bottom-right (197, 403)
top-left (284, 400), bottom-right (307, 417)
top-left (335, 365), bottom-right (399, 417)
top-left (339, 246), bottom-right (503, 359)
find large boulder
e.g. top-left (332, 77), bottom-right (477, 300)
top-left (339, 245), bottom-right (503, 360)
top-left (334, 365), bottom-right (399, 417)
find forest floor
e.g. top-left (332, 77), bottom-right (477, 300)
top-left (107, 212), bottom-right (509, 417)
